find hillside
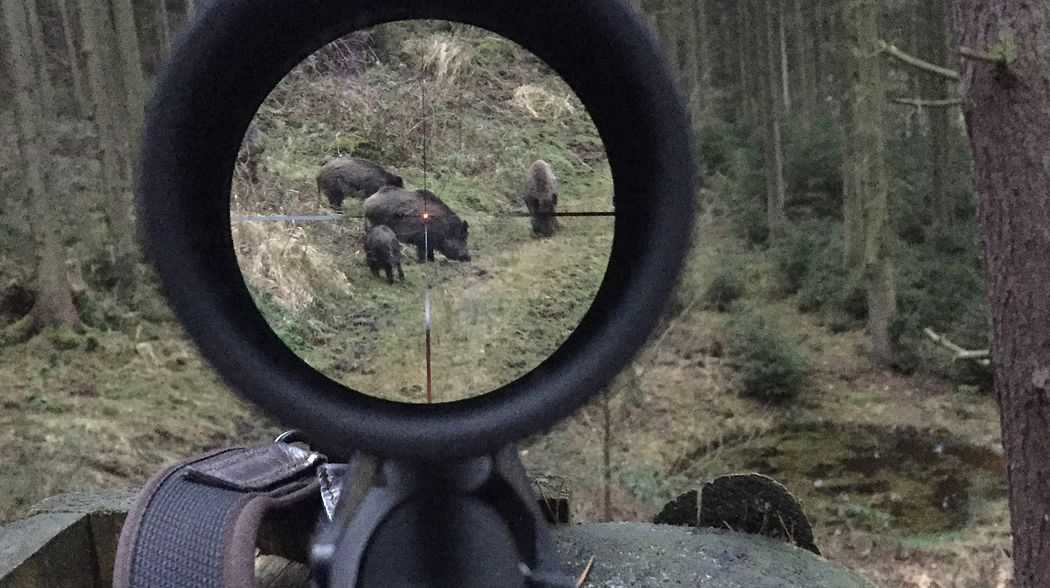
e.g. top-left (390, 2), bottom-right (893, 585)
top-left (230, 23), bottom-right (613, 402)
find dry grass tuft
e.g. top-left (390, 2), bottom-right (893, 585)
top-left (509, 84), bottom-right (577, 119)
top-left (413, 35), bottom-right (473, 86)
top-left (232, 223), bottom-right (353, 311)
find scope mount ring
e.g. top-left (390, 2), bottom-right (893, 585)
top-left (140, 0), bottom-right (694, 461)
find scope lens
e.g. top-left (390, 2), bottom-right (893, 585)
top-left (230, 23), bottom-right (613, 403)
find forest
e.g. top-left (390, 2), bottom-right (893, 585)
top-left (1, 0), bottom-right (1048, 586)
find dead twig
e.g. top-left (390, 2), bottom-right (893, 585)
top-left (575, 556), bottom-right (595, 588)
top-left (878, 40), bottom-right (960, 81)
top-left (923, 327), bottom-right (991, 366)
top-left (890, 96), bottom-right (964, 108)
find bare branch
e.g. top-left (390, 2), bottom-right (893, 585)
top-left (890, 96), bottom-right (964, 108)
top-left (878, 40), bottom-right (960, 81)
top-left (958, 45), bottom-right (1004, 65)
top-left (924, 328), bottom-right (991, 366)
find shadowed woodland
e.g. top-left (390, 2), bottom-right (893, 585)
top-left (1, 0), bottom-right (1049, 586)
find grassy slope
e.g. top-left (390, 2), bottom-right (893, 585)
top-left (0, 23), bottom-right (1011, 587)
top-left (231, 24), bottom-right (613, 402)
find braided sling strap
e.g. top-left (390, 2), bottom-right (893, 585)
top-left (113, 443), bottom-right (324, 588)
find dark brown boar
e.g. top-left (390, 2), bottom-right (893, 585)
top-left (316, 157), bottom-right (403, 209)
top-left (363, 225), bottom-right (405, 284)
top-left (363, 187), bottom-right (470, 262)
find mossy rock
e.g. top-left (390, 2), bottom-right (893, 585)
top-left (698, 473), bottom-right (819, 555)
top-left (557, 523), bottom-right (872, 587)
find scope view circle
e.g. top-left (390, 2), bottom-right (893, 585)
top-left (138, 0), bottom-right (694, 460)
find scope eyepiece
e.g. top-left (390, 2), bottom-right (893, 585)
top-left (138, 0), bottom-right (694, 461)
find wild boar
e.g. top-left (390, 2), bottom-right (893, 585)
top-left (363, 187), bottom-right (470, 262)
top-left (316, 157), bottom-right (403, 209)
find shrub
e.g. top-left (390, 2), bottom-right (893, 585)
top-left (703, 269), bottom-right (745, 312)
top-left (728, 311), bottom-right (809, 403)
top-left (946, 298), bottom-right (993, 389)
top-left (896, 248), bottom-right (983, 335)
top-left (769, 219), bottom-right (838, 295)
top-left (891, 241), bottom-right (987, 379)
top-left (705, 139), bottom-right (768, 247)
top-left (735, 200), bottom-right (770, 247)
top-left (782, 114), bottom-right (843, 218)
top-left (774, 221), bottom-right (867, 327)
top-left (696, 118), bottom-right (741, 176)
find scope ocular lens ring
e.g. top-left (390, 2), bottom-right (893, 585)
top-left (139, 0), bottom-right (695, 460)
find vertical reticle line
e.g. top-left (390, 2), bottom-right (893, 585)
top-left (424, 288), bottom-right (432, 404)
top-left (420, 65), bottom-right (433, 404)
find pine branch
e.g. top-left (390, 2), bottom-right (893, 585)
top-left (878, 40), bottom-right (960, 81)
top-left (958, 46), bottom-right (1003, 65)
top-left (959, 38), bottom-right (1017, 68)
top-left (890, 96), bottom-right (964, 108)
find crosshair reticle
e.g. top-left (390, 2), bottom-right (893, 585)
top-left (230, 23), bottom-right (616, 404)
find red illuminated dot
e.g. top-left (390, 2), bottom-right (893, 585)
top-left (422, 213), bottom-right (431, 221)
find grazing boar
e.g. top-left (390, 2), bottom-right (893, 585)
top-left (521, 159), bottom-right (559, 237)
top-left (364, 187), bottom-right (471, 262)
top-left (316, 157), bottom-right (403, 209)
top-left (363, 225), bottom-right (405, 284)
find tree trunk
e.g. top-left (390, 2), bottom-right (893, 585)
top-left (3, 0), bottom-right (80, 333)
top-left (841, 0), bottom-right (863, 268)
top-left (953, 3), bottom-right (1050, 585)
top-left (763, 0), bottom-right (788, 239)
top-left (693, 0), bottom-right (710, 110)
top-left (24, 0), bottom-right (56, 119)
top-left (740, 0), bottom-right (760, 125)
top-left (778, 0), bottom-right (790, 114)
top-left (109, 0), bottom-right (145, 142)
top-left (844, 0), bottom-right (896, 363)
top-left (56, 0), bottom-right (88, 116)
top-left (813, 1), bottom-right (826, 101)
top-left (78, 0), bottom-right (135, 271)
top-left (156, 0), bottom-right (172, 56)
top-left (96, 0), bottom-right (136, 185)
top-left (682, 0), bottom-right (705, 124)
top-left (921, 0), bottom-right (953, 232)
top-left (734, 0), bottom-right (747, 117)
top-left (792, 0), bottom-right (814, 116)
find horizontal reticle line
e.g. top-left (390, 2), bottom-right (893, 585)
top-left (497, 211), bottom-right (615, 218)
top-left (230, 214), bottom-right (353, 223)
top-left (230, 211), bottom-right (615, 223)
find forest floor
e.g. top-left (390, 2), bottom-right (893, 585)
top-left (0, 223), bottom-right (1011, 587)
top-left (0, 23), bottom-right (1012, 587)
